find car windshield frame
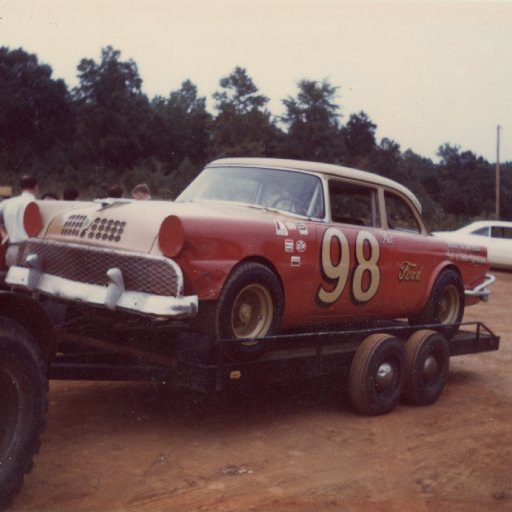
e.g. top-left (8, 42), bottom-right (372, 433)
top-left (177, 165), bottom-right (325, 219)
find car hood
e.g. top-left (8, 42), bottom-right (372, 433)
top-left (37, 199), bottom-right (299, 254)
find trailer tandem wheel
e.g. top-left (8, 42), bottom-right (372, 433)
top-left (404, 329), bottom-right (450, 406)
top-left (349, 333), bottom-right (406, 416)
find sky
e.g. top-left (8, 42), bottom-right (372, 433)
top-left (1, 0), bottom-right (511, 163)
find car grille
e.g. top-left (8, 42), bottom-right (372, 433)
top-left (16, 239), bottom-right (180, 297)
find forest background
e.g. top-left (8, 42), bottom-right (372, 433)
top-left (1, 45), bottom-right (511, 230)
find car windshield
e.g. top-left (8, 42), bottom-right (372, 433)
top-left (177, 166), bottom-right (325, 218)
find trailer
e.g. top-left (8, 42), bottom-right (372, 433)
top-left (0, 290), bottom-right (500, 508)
top-left (48, 317), bottom-right (499, 417)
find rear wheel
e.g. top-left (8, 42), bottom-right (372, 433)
top-left (216, 262), bottom-right (283, 359)
top-left (349, 333), bottom-right (406, 416)
top-left (404, 330), bottom-right (449, 406)
top-left (0, 318), bottom-right (48, 508)
top-left (409, 269), bottom-right (464, 338)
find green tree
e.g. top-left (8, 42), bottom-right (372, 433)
top-left (281, 79), bottom-right (344, 162)
top-left (210, 67), bottom-right (281, 157)
top-left (72, 46), bottom-right (152, 172)
top-left (342, 111), bottom-right (377, 166)
top-left (435, 145), bottom-right (494, 218)
top-left (0, 47), bottom-right (73, 176)
top-left (151, 80), bottom-right (212, 170)
top-left (370, 138), bottom-right (409, 184)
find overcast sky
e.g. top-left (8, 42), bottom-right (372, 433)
top-left (1, 0), bottom-right (511, 162)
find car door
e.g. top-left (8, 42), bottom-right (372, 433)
top-left (309, 179), bottom-right (399, 324)
top-left (380, 190), bottom-right (443, 316)
top-left (489, 225), bottom-right (512, 267)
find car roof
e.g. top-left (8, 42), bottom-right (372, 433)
top-left (460, 220), bottom-right (512, 231)
top-left (208, 157), bottom-right (422, 212)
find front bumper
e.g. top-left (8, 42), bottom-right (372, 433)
top-left (6, 243), bottom-right (198, 319)
top-left (465, 273), bottom-right (496, 303)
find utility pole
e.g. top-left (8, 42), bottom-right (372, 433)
top-left (496, 125), bottom-right (501, 219)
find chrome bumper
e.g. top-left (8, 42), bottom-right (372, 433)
top-left (6, 264), bottom-right (198, 319)
top-left (465, 273), bottom-right (496, 302)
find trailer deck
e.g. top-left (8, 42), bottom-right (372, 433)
top-left (48, 321), bottom-right (499, 395)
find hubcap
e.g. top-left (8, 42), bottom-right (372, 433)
top-left (422, 355), bottom-right (439, 383)
top-left (376, 362), bottom-right (395, 393)
top-left (238, 304), bottom-right (253, 324)
top-left (231, 284), bottom-right (273, 339)
top-left (438, 284), bottom-right (460, 324)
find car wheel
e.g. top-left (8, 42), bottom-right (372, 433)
top-left (409, 269), bottom-right (464, 338)
top-left (0, 319), bottom-right (48, 508)
top-left (349, 333), bottom-right (406, 416)
top-left (404, 330), bottom-right (449, 406)
top-left (216, 262), bottom-right (283, 359)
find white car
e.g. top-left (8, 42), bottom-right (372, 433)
top-left (433, 220), bottom-right (512, 270)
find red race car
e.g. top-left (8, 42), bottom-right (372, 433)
top-left (6, 158), bottom-right (494, 346)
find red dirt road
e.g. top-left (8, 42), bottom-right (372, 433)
top-left (10, 272), bottom-right (512, 512)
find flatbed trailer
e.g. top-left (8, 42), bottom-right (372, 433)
top-left (48, 320), bottom-right (499, 416)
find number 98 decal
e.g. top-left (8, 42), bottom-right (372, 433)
top-left (317, 228), bottom-right (381, 306)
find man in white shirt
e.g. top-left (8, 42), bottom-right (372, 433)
top-left (0, 175), bottom-right (39, 266)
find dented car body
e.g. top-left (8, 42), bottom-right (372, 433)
top-left (6, 158), bottom-right (494, 341)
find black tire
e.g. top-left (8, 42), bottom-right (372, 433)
top-left (404, 330), bottom-right (449, 406)
top-left (409, 269), bottom-right (464, 338)
top-left (216, 262), bottom-right (284, 359)
top-left (349, 333), bottom-right (406, 416)
top-left (0, 318), bottom-right (48, 509)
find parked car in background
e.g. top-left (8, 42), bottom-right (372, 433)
top-left (433, 220), bottom-right (512, 270)
top-left (4, 158), bottom-right (494, 358)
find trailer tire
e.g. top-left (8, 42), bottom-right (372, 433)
top-left (216, 262), bottom-right (283, 360)
top-left (404, 330), bottom-right (449, 406)
top-left (0, 318), bottom-right (48, 509)
top-left (349, 333), bottom-right (406, 416)
top-left (409, 269), bottom-right (464, 338)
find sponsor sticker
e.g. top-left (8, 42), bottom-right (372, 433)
top-left (297, 223), bottom-right (308, 235)
top-left (285, 239), bottom-right (294, 252)
top-left (296, 240), bottom-right (307, 253)
top-left (274, 220), bottom-right (288, 236)
top-left (291, 256), bottom-right (301, 267)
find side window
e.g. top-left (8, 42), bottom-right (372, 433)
top-left (328, 181), bottom-right (379, 227)
top-left (385, 192), bottom-right (421, 233)
top-left (472, 227), bottom-right (490, 237)
top-left (491, 226), bottom-right (502, 238)
top-left (502, 227), bottom-right (512, 239)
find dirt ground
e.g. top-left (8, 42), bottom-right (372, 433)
top-left (9, 271), bottom-right (512, 512)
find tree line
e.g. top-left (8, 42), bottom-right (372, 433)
top-left (1, 45), bottom-right (510, 229)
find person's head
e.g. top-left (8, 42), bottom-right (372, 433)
top-left (107, 184), bottom-right (124, 198)
top-left (131, 183), bottom-right (151, 200)
top-left (20, 175), bottom-right (38, 194)
top-left (63, 187), bottom-right (79, 201)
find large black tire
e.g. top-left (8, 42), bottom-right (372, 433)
top-left (216, 262), bottom-right (284, 359)
top-left (409, 269), bottom-right (464, 338)
top-left (349, 333), bottom-right (406, 416)
top-left (404, 330), bottom-right (450, 406)
top-left (0, 318), bottom-right (48, 509)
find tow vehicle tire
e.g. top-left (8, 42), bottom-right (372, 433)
top-left (404, 330), bottom-right (449, 406)
top-left (349, 333), bottom-right (406, 416)
top-left (216, 262), bottom-right (284, 359)
top-left (0, 318), bottom-right (48, 509)
top-left (409, 269), bottom-right (464, 338)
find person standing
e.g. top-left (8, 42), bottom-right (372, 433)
top-left (0, 175), bottom-right (39, 266)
